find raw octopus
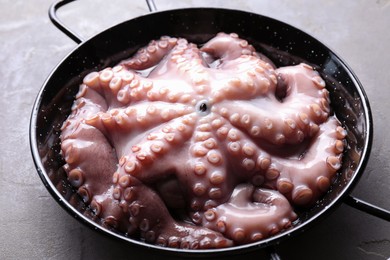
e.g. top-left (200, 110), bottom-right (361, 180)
top-left (60, 32), bottom-right (346, 249)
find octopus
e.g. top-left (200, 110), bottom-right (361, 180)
top-left (60, 32), bottom-right (346, 249)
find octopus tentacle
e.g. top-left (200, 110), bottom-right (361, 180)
top-left (202, 183), bottom-right (297, 244)
top-left (183, 114), bottom-right (233, 212)
top-left (207, 55), bottom-right (277, 103)
top-left (113, 151), bottom-right (234, 249)
top-left (117, 116), bottom-right (197, 183)
top-left (123, 43), bottom-right (209, 105)
top-left (148, 41), bottom-right (211, 96)
top-left (83, 64), bottom-right (198, 107)
top-left (266, 117), bottom-right (346, 205)
top-left (61, 123), bottom-right (117, 197)
top-left (227, 135), bottom-right (274, 184)
top-left (212, 64), bottom-right (329, 146)
top-left (186, 152), bottom-right (231, 213)
top-left (82, 66), bottom-right (132, 108)
top-left (199, 33), bottom-right (277, 103)
top-left (85, 102), bottom-right (194, 134)
top-left (61, 125), bottom-right (127, 229)
top-left (121, 36), bottom-right (179, 70)
top-left (109, 173), bottom-right (233, 249)
top-left (154, 221), bottom-right (234, 249)
top-left (210, 114), bottom-right (278, 190)
top-left (83, 66), bottom-right (134, 107)
top-left (60, 84), bottom-right (129, 229)
top-left (200, 32), bottom-right (256, 63)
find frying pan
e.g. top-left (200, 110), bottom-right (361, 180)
top-left (30, 0), bottom-right (390, 258)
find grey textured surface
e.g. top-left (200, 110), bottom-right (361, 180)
top-left (0, 0), bottom-right (389, 259)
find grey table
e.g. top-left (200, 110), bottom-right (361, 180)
top-left (1, 0), bottom-right (389, 259)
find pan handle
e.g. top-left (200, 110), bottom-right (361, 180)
top-left (267, 246), bottom-right (282, 260)
top-left (344, 195), bottom-right (390, 222)
top-left (49, 0), bottom-right (83, 44)
top-left (146, 0), bottom-right (158, 12)
top-left (49, 0), bottom-right (158, 44)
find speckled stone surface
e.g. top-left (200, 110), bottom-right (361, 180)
top-left (0, 0), bottom-right (389, 259)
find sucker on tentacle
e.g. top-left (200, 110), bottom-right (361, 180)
top-left (60, 32), bottom-right (346, 249)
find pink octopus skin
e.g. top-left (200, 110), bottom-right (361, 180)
top-left (60, 32), bottom-right (346, 248)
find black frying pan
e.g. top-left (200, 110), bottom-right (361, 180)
top-left (30, 0), bottom-right (390, 258)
